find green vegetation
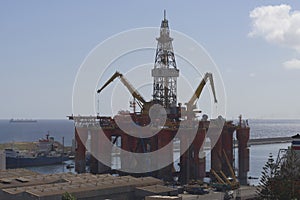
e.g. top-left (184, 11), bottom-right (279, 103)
top-left (62, 192), bottom-right (76, 200)
top-left (257, 151), bottom-right (300, 199)
top-left (256, 153), bottom-right (279, 199)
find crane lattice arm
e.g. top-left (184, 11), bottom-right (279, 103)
top-left (223, 149), bottom-right (237, 183)
top-left (220, 171), bottom-right (232, 185)
top-left (210, 169), bottom-right (226, 184)
top-left (97, 71), bottom-right (122, 94)
top-left (97, 71), bottom-right (146, 108)
top-left (186, 72), bottom-right (217, 109)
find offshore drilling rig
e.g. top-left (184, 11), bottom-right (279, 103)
top-left (70, 11), bottom-right (250, 185)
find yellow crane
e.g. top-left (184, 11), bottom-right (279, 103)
top-left (223, 149), bottom-right (238, 185)
top-left (97, 71), bottom-right (217, 120)
top-left (210, 169), bottom-right (226, 185)
top-left (210, 150), bottom-right (239, 191)
top-left (219, 170), bottom-right (232, 185)
top-left (183, 72), bottom-right (217, 119)
top-left (97, 71), bottom-right (152, 114)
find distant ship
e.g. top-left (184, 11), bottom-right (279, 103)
top-left (5, 134), bottom-right (68, 168)
top-left (9, 118), bottom-right (37, 123)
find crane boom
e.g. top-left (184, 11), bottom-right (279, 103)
top-left (97, 71), bottom-right (146, 107)
top-left (220, 171), bottom-right (232, 185)
top-left (210, 169), bottom-right (226, 184)
top-left (223, 149), bottom-right (237, 183)
top-left (186, 72), bottom-right (217, 108)
top-left (118, 75), bottom-right (146, 105)
top-left (97, 71), bottom-right (122, 93)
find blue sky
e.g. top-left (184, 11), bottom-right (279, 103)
top-left (1, 1), bottom-right (300, 119)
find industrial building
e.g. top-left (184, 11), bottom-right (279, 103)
top-left (0, 169), bottom-right (177, 200)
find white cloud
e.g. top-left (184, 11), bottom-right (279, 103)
top-left (249, 4), bottom-right (300, 51)
top-left (283, 58), bottom-right (300, 69)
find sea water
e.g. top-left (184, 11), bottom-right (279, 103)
top-left (0, 119), bottom-right (74, 145)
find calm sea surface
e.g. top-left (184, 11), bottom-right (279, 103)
top-left (0, 119), bottom-right (299, 185)
top-left (249, 119), bottom-right (300, 139)
top-left (0, 119), bottom-right (74, 146)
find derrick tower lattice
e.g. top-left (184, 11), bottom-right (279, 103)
top-left (152, 11), bottom-right (179, 110)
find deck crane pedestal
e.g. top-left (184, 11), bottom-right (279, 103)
top-left (182, 72), bottom-right (217, 120)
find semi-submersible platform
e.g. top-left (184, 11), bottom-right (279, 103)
top-left (69, 12), bottom-right (250, 186)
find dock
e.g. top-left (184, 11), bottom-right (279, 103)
top-left (248, 136), bottom-right (292, 146)
top-left (232, 136), bottom-right (292, 148)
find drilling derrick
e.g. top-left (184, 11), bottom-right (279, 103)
top-left (70, 10), bottom-right (250, 187)
top-left (152, 10), bottom-right (179, 112)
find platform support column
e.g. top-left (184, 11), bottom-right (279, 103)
top-left (75, 127), bottom-right (87, 173)
top-left (222, 127), bottom-right (235, 176)
top-left (157, 131), bottom-right (173, 182)
top-left (236, 127), bottom-right (250, 185)
top-left (211, 133), bottom-right (222, 172)
top-left (192, 128), bottom-right (206, 180)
